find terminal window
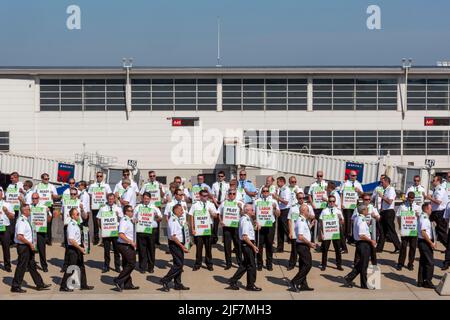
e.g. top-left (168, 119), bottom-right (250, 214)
top-left (0, 132), bottom-right (9, 152)
top-left (408, 79), bottom-right (449, 111)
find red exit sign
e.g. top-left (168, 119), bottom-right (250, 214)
top-left (424, 117), bottom-right (450, 126)
top-left (170, 117), bottom-right (199, 127)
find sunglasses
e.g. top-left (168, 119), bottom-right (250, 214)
top-left (350, 174), bottom-right (357, 177)
top-left (363, 198), bottom-right (371, 201)
top-left (32, 197), bottom-right (39, 200)
top-left (262, 190), bottom-right (269, 193)
top-left (228, 192), bottom-right (236, 195)
top-left (149, 175), bottom-right (156, 177)
top-left (97, 175), bottom-right (103, 178)
top-left (43, 177), bottom-right (49, 180)
top-left (317, 175), bottom-right (323, 178)
top-left (239, 174), bottom-right (246, 176)
top-left (70, 193), bottom-right (77, 196)
top-left (69, 182), bottom-right (75, 184)
top-left (329, 200), bottom-right (336, 203)
top-left (123, 174), bottom-right (130, 176)
top-left (218, 175), bottom-right (225, 178)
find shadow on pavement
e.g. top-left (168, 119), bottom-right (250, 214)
top-left (100, 275), bottom-right (115, 285)
top-left (266, 276), bottom-right (289, 287)
top-left (212, 275), bottom-right (229, 285)
top-left (146, 275), bottom-right (161, 285)
top-left (377, 258), bottom-right (397, 268)
top-left (48, 258), bottom-right (64, 269)
top-left (85, 259), bottom-right (104, 270)
top-left (50, 276), bottom-right (61, 285)
top-left (383, 272), bottom-right (417, 286)
top-left (320, 274), bottom-right (345, 285)
top-left (155, 260), bottom-right (169, 269)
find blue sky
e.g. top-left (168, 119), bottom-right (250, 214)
top-left (1, 0), bottom-right (449, 66)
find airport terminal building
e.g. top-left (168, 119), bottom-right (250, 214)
top-left (0, 66), bottom-right (450, 187)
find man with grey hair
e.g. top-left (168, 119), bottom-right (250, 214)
top-left (226, 203), bottom-right (261, 291)
top-left (343, 204), bottom-right (376, 289)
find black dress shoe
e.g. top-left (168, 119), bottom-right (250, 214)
top-left (257, 266), bottom-right (263, 271)
top-left (174, 284), bottom-right (190, 290)
top-left (224, 265), bottom-right (232, 270)
top-left (207, 266), bottom-right (214, 271)
top-left (266, 266), bottom-right (273, 271)
top-left (392, 249), bottom-right (400, 254)
top-left (396, 264), bottom-right (403, 271)
top-left (288, 281), bottom-right (300, 292)
top-left (11, 287), bottom-right (26, 293)
top-left (376, 249), bottom-right (383, 253)
top-left (160, 280), bottom-right (170, 292)
top-left (225, 283), bottom-right (239, 290)
top-left (287, 266), bottom-right (295, 271)
top-left (320, 266), bottom-right (326, 271)
top-left (336, 266), bottom-right (344, 271)
top-left (341, 249), bottom-right (348, 254)
top-left (148, 268), bottom-right (154, 274)
top-left (125, 285), bottom-right (140, 290)
top-left (115, 267), bottom-right (121, 273)
top-left (42, 267), bottom-right (48, 273)
top-left (442, 265), bottom-right (449, 271)
top-left (192, 266), bottom-right (200, 271)
top-left (93, 240), bottom-right (99, 246)
top-left (423, 282), bottom-right (436, 289)
top-left (114, 280), bottom-right (123, 292)
top-left (407, 264), bottom-right (414, 271)
top-left (299, 285), bottom-right (314, 291)
top-left (46, 241), bottom-right (52, 246)
top-left (246, 285), bottom-right (262, 291)
top-left (275, 248), bottom-right (284, 253)
top-left (60, 268), bottom-right (66, 273)
top-left (59, 287), bottom-right (73, 292)
top-left (4, 267), bottom-right (12, 272)
top-left (417, 282), bottom-right (423, 287)
top-left (36, 284), bottom-right (51, 291)
top-left (102, 266), bottom-right (110, 273)
top-left (140, 270), bottom-right (146, 274)
top-left (81, 286), bottom-right (94, 290)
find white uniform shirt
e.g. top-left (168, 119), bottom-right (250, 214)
top-left (353, 215), bottom-right (370, 241)
top-left (238, 214), bottom-right (255, 241)
top-left (121, 187), bottom-right (137, 208)
top-left (396, 202), bottom-right (421, 217)
top-left (323, 190), bottom-right (341, 208)
top-left (98, 204), bottom-right (124, 219)
top-left (295, 216), bottom-right (311, 243)
top-left (79, 190), bottom-right (91, 214)
top-left (139, 180), bottom-right (165, 207)
top-left (188, 201), bottom-right (218, 226)
top-left (340, 180), bottom-right (363, 193)
top-left (164, 199), bottom-right (188, 224)
top-left (212, 181), bottom-right (230, 204)
top-left (114, 180), bottom-right (139, 195)
top-left (351, 204), bottom-right (380, 221)
top-left (14, 215), bottom-right (32, 244)
top-left (34, 182), bottom-right (57, 207)
top-left (23, 189), bottom-right (33, 205)
top-left (0, 200), bottom-right (13, 226)
top-left (218, 199), bottom-right (244, 216)
top-left (254, 197), bottom-right (280, 223)
top-left (167, 216), bottom-right (184, 243)
top-left (118, 216), bottom-right (134, 243)
top-left (62, 198), bottom-right (82, 225)
top-left (418, 214), bottom-right (432, 240)
top-left (277, 185), bottom-right (292, 210)
top-left (431, 184), bottom-right (448, 211)
top-left (381, 185), bottom-right (396, 211)
top-left (88, 182), bottom-right (112, 209)
top-left (133, 204), bottom-right (162, 228)
top-left (67, 218), bottom-right (81, 246)
top-left (406, 184), bottom-right (426, 205)
top-left (319, 207), bottom-right (344, 221)
top-left (288, 203), bottom-right (315, 220)
top-left (287, 185), bottom-right (303, 206)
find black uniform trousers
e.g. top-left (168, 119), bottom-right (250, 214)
top-left (0, 226), bottom-right (11, 269)
top-left (321, 239), bottom-right (342, 267)
top-left (223, 226), bottom-right (242, 267)
top-left (103, 237), bottom-right (121, 269)
top-left (311, 209), bottom-right (322, 243)
top-left (10, 210), bottom-right (19, 244)
top-left (377, 209), bottom-right (401, 251)
top-left (12, 244), bottom-right (45, 289)
top-left (256, 223), bottom-right (276, 268)
top-left (230, 240), bottom-right (256, 287)
top-left (116, 243), bottom-right (136, 289)
top-left (430, 210), bottom-right (448, 247)
top-left (62, 225), bottom-right (69, 271)
top-left (162, 240), bottom-right (185, 286)
top-left (444, 232), bottom-right (450, 267)
top-left (194, 235), bottom-right (212, 268)
top-left (418, 239), bottom-right (434, 286)
top-left (291, 243), bottom-right (312, 287)
top-left (36, 232), bottom-right (48, 269)
top-left (345, 241), bottom-right (371, 288)
top-left (288, 239), bottom-right (297, 268)
top-left (276, 208), bottom-right (290, 251)
top-left (212, 216), bottom-right (220, 245)
top-left (136, 232), bottom-right (156, 271)
top-left (46, 206), bottom-right (53, 244)
top-left (354, 245), bottom-right (377, 266)
top-left (60, 246), bottom-right (88, 289)
top-left (92, 209), bottom-right (101, 243)
top-left (342, 209), bottom-right (355, 243)
top-left (398, 236), bottom-right (418, 267)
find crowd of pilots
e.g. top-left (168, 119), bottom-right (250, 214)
top-left (0, 167), bottom-right (449, 293)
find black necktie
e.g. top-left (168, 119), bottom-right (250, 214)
top-left (218, 182), bottom-right (222, 203)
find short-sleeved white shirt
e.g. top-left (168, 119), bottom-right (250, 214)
top-left (277, 185), bottom-right (292, 210)
top-left (15, 215), bottom-right (32, 244)
top-left (212, 181), bottom-right (230, 204)
top-left (295, 217), bottom-right (311, 243)
top-left (121, 187), bottom-right (137, 208)
top-left (0, 201), bottom-right (13, 226)
top-left (381, 186), bottom-right (396, 211)
top-left (133, 204), bottom-right (162, 228)
top-left (118, 216), bottom-right (134, 243)
top-left (239, 214), bottom-right (255, 241)
top-left (353, 215), bottom-right (370, 241)
top-left (188, 201), bottom-right (218, 225)
top-left (67, 218), bottom-right (81, 246)
top-left (254, 198), bottom-right (279, 223)
top-left (114, 180), bottom-right (139, 195)
top-left (98, 204), bottom-right (124, 219)
top-left (288, 203), bottom-right (315, 220)
top-left (431, 184), bottom-right (448, 211)
top-left (319, 207), bottom-right (344, 220)
top-left (418, 214), bottom-right (432, 240)
top-left (396, 202), bottom-right (421, 217)
top-left (167, 216), bottom-right (184, 242)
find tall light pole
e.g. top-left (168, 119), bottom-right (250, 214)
top-left (122, 58), bottom-right (133, 121)
top-left (216, 17), bottom-right (222, 67)
top-left (401, 58), bottom-right (412, 120)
